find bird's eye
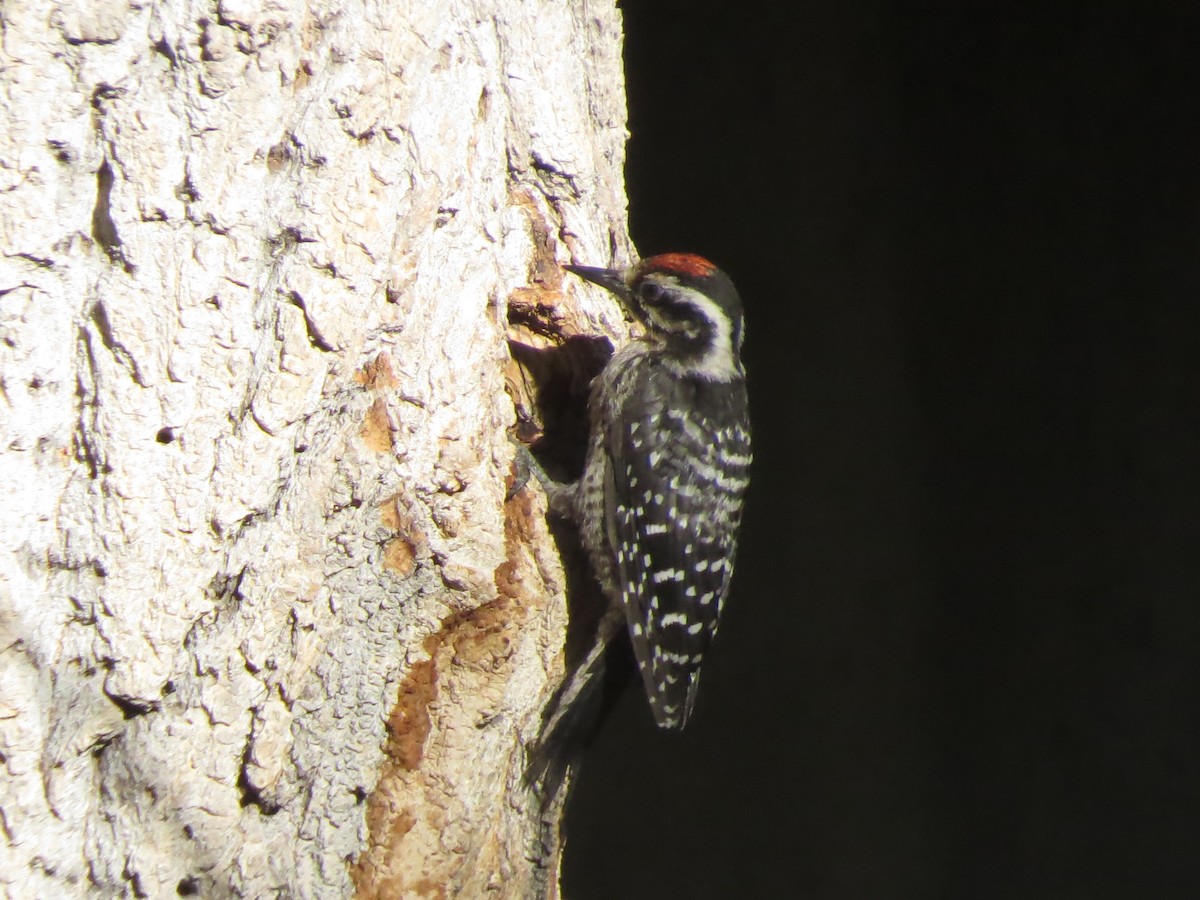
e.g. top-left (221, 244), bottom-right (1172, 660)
top-left (639, 281), bottom-right (665, 303)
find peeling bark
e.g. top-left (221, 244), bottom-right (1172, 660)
top-left (0, 1), bottom-right (631, 896)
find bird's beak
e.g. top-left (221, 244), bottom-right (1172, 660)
top-left (563, 264), bottom-right (628, 298)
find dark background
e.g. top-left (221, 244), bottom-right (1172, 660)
top-left (564, 3), bottom-right (1200, 897)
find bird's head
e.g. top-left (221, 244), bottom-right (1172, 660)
top-left (564, 253), bottom-right (744, 381)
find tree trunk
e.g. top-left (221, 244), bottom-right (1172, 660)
top-left (0, 1), bottom-right (630, 896)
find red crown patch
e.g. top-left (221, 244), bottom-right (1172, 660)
top-left (641, 253), bottom-right (718, 279)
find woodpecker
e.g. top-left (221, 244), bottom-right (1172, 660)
top-left (526, 253), bottom-right (751, 741)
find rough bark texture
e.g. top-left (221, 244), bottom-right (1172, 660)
top-left (0, 1), bottom-right (630, 896)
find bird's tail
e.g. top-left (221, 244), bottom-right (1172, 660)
top-left (525, 605), bottom-right (629, 807)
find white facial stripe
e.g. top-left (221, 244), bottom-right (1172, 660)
top-left (661, 283), bottom-right (742, 381)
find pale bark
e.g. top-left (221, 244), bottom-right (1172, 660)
top-left (0, 1), bottom-right (630, 896)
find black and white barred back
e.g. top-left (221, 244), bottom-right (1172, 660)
top-left (565, 254), bottom-right (751, 729)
